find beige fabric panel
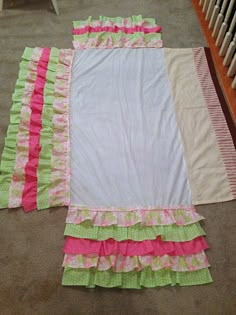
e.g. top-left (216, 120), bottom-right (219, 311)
top-left (164, 48), bottom-right (233, 205)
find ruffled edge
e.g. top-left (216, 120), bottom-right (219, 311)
top-left (66, 205), bottom-right (204, 226)
top-left (72, 15), bottom-right (162, 49)
top-left (64, 222), bottom-right (206, 242)
top-left (63, 251), bottom-right (210, 272)
top-left (47, 49), bottom-right (74, 209)
top-left (36, 48), bottom-right (59, 209)
top-left (62, 267), bottom-right (213, 288)
top-left (73, 16), bottom-right (158, 28)
top-left (63, 236), bottom-right (209, 256)
top-left (22, 48), bottom-right (51, 211)
top-left (7, 48), bottom-right (43, 209)
top-left (0, 47), bottom-right (43, 209)
top-left (73, 32), bottom-right (163, 49)
top-left (73, 25), bottom-right (162, 35)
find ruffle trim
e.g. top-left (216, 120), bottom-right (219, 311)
top-left (62, 267), bottom-right (213, 288)
top-left (67, 205), bottom-right (204, 227)
top-left (7, 48), bottom-right (43, 209)
top-left (73, 25), bottom-right (162, 35)
top-left (73, 16), bottom-right (158, 28)
top-left (73, 32), bottom-right (163, 49)
top-left (0, 47), bottom-right (43, 209)
top-left (72, 15), bottom-right (162, 49)
top-left (36, 48), bottom-right (59, 209)
top-left (64, 222), bottom-right (206, 242)
top-left (22, 48), bottom-right (51, 211)
top-left (63, 251), bottom-right (209, 272)
top-left (64, 236), bottom-right (209, 256)
top-left (48, 49), bottom-right (74, 209)
top-left (37, 49), bottom-right (74, 209)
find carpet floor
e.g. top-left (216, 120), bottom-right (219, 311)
top-left (0, 1), bottom-right (235, 314)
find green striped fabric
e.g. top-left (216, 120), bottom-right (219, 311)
top-left (62, 267), bottom-right (213, 288)
top-left (0, 48), bottom-right (33, 208)
top-left (37, 48), bottom-right (59, 209)
top-left (64, 222), bottom-right (206, 242)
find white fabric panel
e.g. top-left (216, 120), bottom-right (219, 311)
top-left (69, 48), bottom-right (192, 207)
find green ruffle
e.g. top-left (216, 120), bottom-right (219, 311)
top-left (37, 48), bottom-right (59, 209)
top-left (0, 48), bottom-right (33, 208)
top-left (64, 222), bottom-right (206, 242)
top-left (73, 15), bottom-right (157, 28)
top-left (62, 267), bottom-right (213, 288)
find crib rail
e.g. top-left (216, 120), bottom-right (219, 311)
top-left (199, 0), bottom-right (236, 89)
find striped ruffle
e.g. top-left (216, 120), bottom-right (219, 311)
top-left (62, 206), bottom-right (212, 288)
top-left (72, 15), bottom-right (163, 49)
top-left (0, 47), bottom-right (74, 211)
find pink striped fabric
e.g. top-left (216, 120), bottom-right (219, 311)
top-left (73, 25), bottom-right (162, 35)
top-left (192, 48), bottom-right (236, 199)
top-left (64, 236), bottom-right (209, 256)
top-left (22, 48), bottom-right (51, 212)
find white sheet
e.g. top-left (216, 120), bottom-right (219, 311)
top-left (69, 48), bottom-right (192, 207)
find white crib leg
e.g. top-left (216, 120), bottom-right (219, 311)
top-left (0, 0), bottom-right (3, 12)
top-left (51, 0), bottom-right (59, 15)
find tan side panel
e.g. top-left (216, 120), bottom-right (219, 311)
top-left (164, 48), bottom-right (232, 204)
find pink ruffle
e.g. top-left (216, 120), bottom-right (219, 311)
top-left (66, 205), bottom-right (204, 227)
top-left (73, 25), bottom-right (162, 35)
top-left (64, 236), bottom-right (208, 256)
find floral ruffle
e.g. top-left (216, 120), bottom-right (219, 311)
top-left (47, 49), bottom-right (74, 209)
top-left (73, 32), bottom-right (163, 49)
top-left (63, 251), bottom-right (209, 272)
top-left (62, 267), bottom-right (213, 287)
top-left (64, 222), bottom-right (206, 242)
top-left (72, 15), bottom-right (163, 49)
top-left (66, 205), bottom-right (204, 227)
top-left (64, 236), bottom-right (209, 256)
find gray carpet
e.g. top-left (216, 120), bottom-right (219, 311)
top-left (0, 1), bottom-right (235, 314)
